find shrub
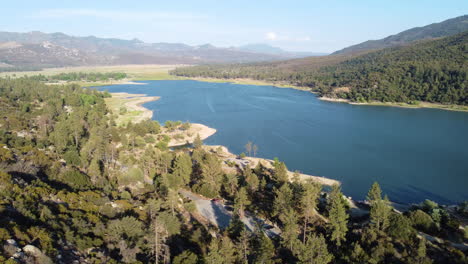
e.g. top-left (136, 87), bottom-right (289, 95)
top-left (388, 213), bottom-right (414, 241)
top-left (121, 191), bottom-right (132, 200)
top-left (62, 169), bottom-right (91, 190)
top-left (144, 135), bottom-right (156, 143)
top-left (119, 106), bottom-right (127, 115)
top-left (184, 201), bottom-right (197, 213)
top-left (173, 250), bottom-right (198, 264)
top-left (421, 199), bottom-right (439, 212)
top-left (155, 140), bottom-right (169, 150)
top-left (119, 167), bottom-right (144, 185)
top-left (409, 210), bottom-right (437, 233)
top-left (64, 149), bottom-right (81, 166)
top-left (180, 122), bottom-right (191, 131)
top-left (194, 183), bottom-right (218, 198)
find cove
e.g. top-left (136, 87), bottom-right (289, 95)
top-left (100, 80), bottom-right (468, 204)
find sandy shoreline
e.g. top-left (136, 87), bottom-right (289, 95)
top-left (118, 80), bottom-right (148, 85)
top-left (189, 76), bottom-right (309, 90)
top-left (319, 96), bottom-right (468, 112)
top-left (167, 123), bottom-right (217, 147)
top-left (109, 92), bottom-right (160, 122)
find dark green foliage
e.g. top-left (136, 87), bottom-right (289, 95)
top-left (28, 72), bottom-right (127, 82)
top-left (61, 169), bottom-right (91, 190)
top-left (172, 153), bottom-right (193, 187)
top-left (297, 234), bottom-right (333, 264)
top-left (408, 209), bottom-right (437, 233)
top-left (367, 182), bottom-right (392, 232)
top-left (63, 149), bottom-right (81, 166)
top-left (252, 234), bottom-right (276, 264)
top-left (327, 184), bottom-right (348, 246)
top-left (319, 32), bottom-right (468, 105)
top-left (173, 250), bottom-right (198, 264)
top-left (387, 213), bottom-right (414, 241)
top-left (273, 158), bottom-right (288, 183)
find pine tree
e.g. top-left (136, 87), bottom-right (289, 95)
top-left (273, 183), bottom-right (294, 217)
top-left (245, 141), bottom-right (252, 156)
top-left (172, 152), bottom-right (193, 186)
top-left (297, 234), bottom-right (333, 264)
top-left (235, 187), bottom-right (251, 218)
top-left (280, 208), bottom-right (300, 253)
top-left (300, 181), bottom-right (321, 242)
top-left (244, 165), bottom-right (259, 192)
top-left (237, 229), bottom-right (251, 264)
top-left (273, 159), bottom-right (289, 184)
top-left (200, 154), bottom-right (224, 195)
top-left (327, 184), bottom-right (348, 246)
top-left (193, 134), bottom-right (203, 149)
top-left (206, 237), bottom-right (236, 264)
top-left (254, 234), bottom-right (275, 264)
top-left (367, 182), bottom-right (392, 232)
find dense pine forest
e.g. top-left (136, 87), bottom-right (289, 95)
top-left (26, 72), bottom-right (128, 82)
top-left (0, 78), bottom-right (467, 263)
top-left (171, 31), bottom-right (468, 105)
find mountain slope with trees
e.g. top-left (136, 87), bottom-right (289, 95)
top-left (318, 31), bottom-right (467, 104)
top-left (333, 14), bottom-right (468, 55)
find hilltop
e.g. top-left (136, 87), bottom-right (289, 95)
top-left (333, 15), bottom-right (468, 54)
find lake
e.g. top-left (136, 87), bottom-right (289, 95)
top-left (100, 80), bottom-right (468, 204)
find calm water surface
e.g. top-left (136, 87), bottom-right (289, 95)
top-left (100, 80), bottom-right (468, 204)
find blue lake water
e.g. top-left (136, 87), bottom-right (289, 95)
top-left (100, 80), bottom-right (468, 204)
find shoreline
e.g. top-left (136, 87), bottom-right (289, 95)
top-left (167, 123), bottom-right (217, 147)
top-left (202, 145), bottom-right (340, 187)
top-left (106, 92), bottom-right (160, 124)
top-left (186, 76), bottom-right (310, 91)
top-left (319, 96), bottom-right (468, 112)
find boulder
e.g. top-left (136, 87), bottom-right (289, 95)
top-left (23, 245), bottom-right (42, 258)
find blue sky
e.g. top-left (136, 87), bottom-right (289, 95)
top-left (1, 0), bottom-right (467, 52)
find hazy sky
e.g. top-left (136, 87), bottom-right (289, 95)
top-left (2, 0), bottom-right (467, 52)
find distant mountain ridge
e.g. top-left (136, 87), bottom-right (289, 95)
top-left (333, 14), bottom-right (468, 54)
top-left (0, 31), bottom-right (319, 69)
top-left (237, 43), bottom-right (328, 57)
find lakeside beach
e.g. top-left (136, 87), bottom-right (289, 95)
top-left (319, 96), bottom-right (468, 112)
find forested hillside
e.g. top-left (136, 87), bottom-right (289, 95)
top-left (332, 15), bottom-right (468, 55)
top-left (318, 31), bottom-right (467, 104)
top-left (0, 78), bottom-right (467, 263)
top-left (171, 32), bottom-right (468, 105)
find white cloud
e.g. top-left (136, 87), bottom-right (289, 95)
top-left (265, 32), bottom-right (277, 40)
top-left (264, 32), bottom-right (311, 42)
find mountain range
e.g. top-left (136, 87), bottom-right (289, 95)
top-left (0, 15), bottom-right (466, 71)
top-left (333, 14), bottom-right (468, 54)
top-left (0, 31), bottom-right (320, 69)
